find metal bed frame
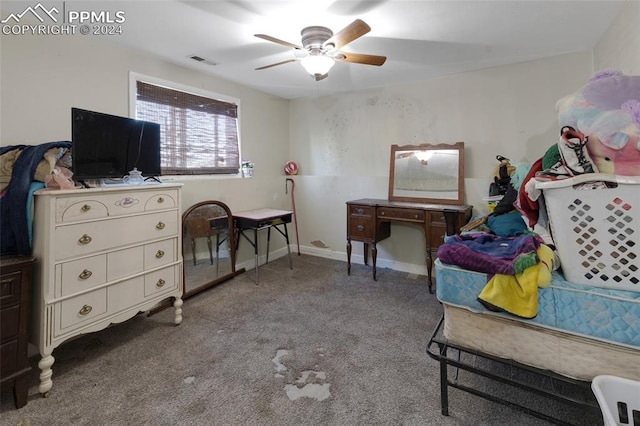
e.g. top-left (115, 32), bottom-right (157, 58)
top-left (426, 315), bottom-right (603, 425)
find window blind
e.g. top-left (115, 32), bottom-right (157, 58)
top-left (135, 81), bottom-right (240, 175)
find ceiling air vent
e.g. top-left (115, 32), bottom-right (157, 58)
top-left (188, 55), bottom-right (217, 66)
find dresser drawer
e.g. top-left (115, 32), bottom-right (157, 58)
top-left (378, 207), bottom-right (425, 222)
top-left (107, 276), bottom-right (145, 314)
top-left (0, 304), bottom-right (20, 341)
top-left (57, 254), bottom-right (107, 298)
top-left (144, 265), bottom-right (180, 298)
top-left (107, 246), bottom-right (144, 282)
top-left (55, 210), bottom-right (179, 260)
top-left (0, 270), bottom-right (21, 307)
top-left (55, 189), bottom-right (179, 223)
top-left (57, 288), bottom-right (107, 334)
top-left (144, 239), bottom-right (177, 269)
top-left (59, 200), bottom-right (109, 223)
top-left (0, 339), bottom-right (18, 375)
top-left (144, 192), bottom-right (178, 211)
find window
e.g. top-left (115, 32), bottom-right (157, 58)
top-left (132, 76), bottom-right (240, 175)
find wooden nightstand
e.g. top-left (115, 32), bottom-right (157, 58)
top-left (1, 255), bottom-right (35, 409)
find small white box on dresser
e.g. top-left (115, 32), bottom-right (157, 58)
top-left (31, 184), bottom-right (183, 396)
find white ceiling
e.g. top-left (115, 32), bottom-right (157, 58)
top-left (80, 1), bottom-right (629, 99)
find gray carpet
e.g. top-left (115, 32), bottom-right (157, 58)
top-left (1, 255), bottom-right (602, 425)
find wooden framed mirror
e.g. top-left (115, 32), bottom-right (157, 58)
top-left (182, 200), bottom-right (238, 299)
top-left (388, 142), bottom-right (465, 205)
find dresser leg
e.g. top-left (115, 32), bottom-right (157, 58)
top-left (38, 354), bottom-right (55, 396)
top-left (173, 297), bottom-right (183, 325)
top-left (13, 375), bottom-right (28, 408)
top-left (346, 239), bottom-right (352, 275)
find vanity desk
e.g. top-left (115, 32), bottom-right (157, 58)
top-left (347, 142), bottom-right (472, 292)
top-left (346, 199), bottom-right (471, 291)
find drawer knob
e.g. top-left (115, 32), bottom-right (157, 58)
top-left (415, 214), bottom-right (418, 219)
top-left (356, 225), bottom-right (364, 232)
top-left (157, 197), bottom-right (164, 203)
top-left (79, 304), bottom-right (92, 316)
top-left (78, 269), bottom-right (92, 280)
top-left (155, 250), bottom-right (165, 259)
top-left (356, 208), bottom-right (364, 215)
top-left (78, 234), bottom-right (92, 245)
top-left (156, 222), bottom-right (165, 230)
top-left (81, 204), bottom-right (91, 213)
top-left (156, 279), bottom-right (166, 288)
top-left (381, 211), bottom-right (385, 215)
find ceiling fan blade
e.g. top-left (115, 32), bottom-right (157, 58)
top-left (325, 19), bottom-right (370, 49)
top-left (314, 73), bottom-right (329, 81)
top-left (255, 59), bottom-right (299, 70)
top-left (335, 52), bottom-right (386, 66)
top-left (255, 34), bottom-right (303, 50)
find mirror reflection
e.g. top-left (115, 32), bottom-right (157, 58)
top-left (389, 142), bottom-right (465, 205)
top-left (182, 201), bottom-right (237, 299)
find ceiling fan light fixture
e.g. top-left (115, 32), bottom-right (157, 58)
top-left (300, 55), bottom-right (335, 77)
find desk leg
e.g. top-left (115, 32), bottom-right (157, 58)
top-left (426, 250), bottom-right (434, 294)
top-left (253, 228), bottom-right (259, 284)
top-left (207, 236), bottom-right (213, 265)
top-left (191, 238), bottom-right (196, 266)
top-left (346, 238), bottom-right (352, 275)
top-left (216, 233), bottom-right (220, 276)
top-left (372, 243), bottom-right (378, 281)
top-left (363, 243), bottom-right (369, 266)
top-left (266, 226), bottom-right (271, 264)
top-left (283, 223), bottom-right (293, 270)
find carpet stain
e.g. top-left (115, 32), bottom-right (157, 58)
top-left (272, 349), bottom-right (289, 374)
top-left (285, 382), bottom-right (331, 401)
top-left (272, 349), bottom-right (331, 401)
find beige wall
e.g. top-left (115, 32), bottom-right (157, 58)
top-left (288, 53), bottom-right (595, 272)
top-left (0, 33), bottom-right (290, 270)
top-left (594, 0), bottom-right (640, 74)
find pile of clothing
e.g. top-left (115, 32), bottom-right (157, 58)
top-left (0, 142), bottom-right (72, 255)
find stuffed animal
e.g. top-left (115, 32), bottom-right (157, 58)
top-left (556, 70), bottom-right (640, 176)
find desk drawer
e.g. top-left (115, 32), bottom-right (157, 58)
top-left (349, 205), bottom-right (373, 217)
top-left (429, 225), bottom-right (447, 249)
top-left (429, 211), bottom-right (446, 225)
top-left (348, 217), bottom-right (375, 239)
top-left (378, 207), bottom-right (425, 222)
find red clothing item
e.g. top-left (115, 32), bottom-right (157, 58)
top-left (516, 158), bottom-right (543, 227)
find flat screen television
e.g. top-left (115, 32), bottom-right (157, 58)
top-left (71, 107), bottom-right (161, 181)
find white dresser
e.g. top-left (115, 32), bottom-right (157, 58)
top-left (31, 184), bottom-right (183, 395)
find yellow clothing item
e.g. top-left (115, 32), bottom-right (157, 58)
top-left (477, 244), bottom-right (555, 319)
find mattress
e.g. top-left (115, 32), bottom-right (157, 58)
top-left (435, 259), bottom-right (640, 381)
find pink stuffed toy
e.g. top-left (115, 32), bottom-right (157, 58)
top-left (556, 70), bottom-right (640, 176)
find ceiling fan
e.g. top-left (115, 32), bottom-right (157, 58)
top-left (254, 19), bottom-right (386, 81)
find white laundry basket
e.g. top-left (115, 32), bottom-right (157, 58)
top-left (591, 375), bottom-right (640, 426)
top-left (535, 174), bottom-right (640, 291)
